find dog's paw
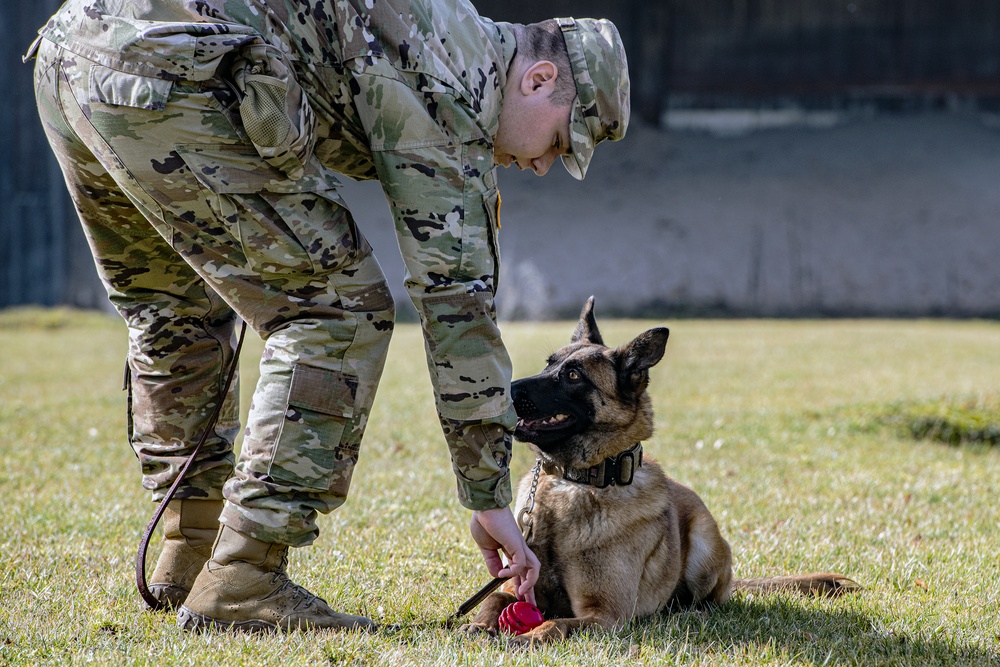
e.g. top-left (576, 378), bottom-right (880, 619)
top-left (507, 632), bottom-right (555, 650)
top-left (507, 630), bottom-right (563, 650)
top-left (457, 622), bottom-right (497, 638)
top-left (506, 633), bottom-right (536, 649)
top-left (505, 622), bottom-right (562, 649)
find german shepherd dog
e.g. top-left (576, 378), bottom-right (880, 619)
top-left (463, 298), bottom-right (859, 646)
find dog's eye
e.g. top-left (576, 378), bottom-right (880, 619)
top-left (566, 369), bottom-right (582, 382)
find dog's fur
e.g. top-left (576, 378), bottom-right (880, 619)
top-left (463, 298), bottom-right (859, 646)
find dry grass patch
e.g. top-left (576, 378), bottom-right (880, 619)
top-left (1, 310), bottom-right (998, 665)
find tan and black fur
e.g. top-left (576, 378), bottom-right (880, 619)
top-left (463, 297), bottom-right (859, 646)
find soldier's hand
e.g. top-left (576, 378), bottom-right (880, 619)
top-left (470, 507), bottom-right (539, 604)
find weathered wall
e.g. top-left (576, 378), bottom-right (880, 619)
top-left (1, 0), bottom-right (108, 310)
top-left (339, 113), bottom-right (1000, 321)
top-left (3, 1), bottom-right (999, 318)
top-left (480, 0), bottom-right (1000, 117)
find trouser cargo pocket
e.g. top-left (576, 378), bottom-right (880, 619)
top-left (268, 364), bottom-right (359, 493)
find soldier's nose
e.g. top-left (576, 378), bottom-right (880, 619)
top-left (531, 157), bottom-right (552, 176)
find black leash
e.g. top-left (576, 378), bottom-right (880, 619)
top-left (450, 459), bottom-right (543, 620)
top-left (452, 575), bottom-right (509, 620)
top-left (135, 321), bottom-right (247, 610)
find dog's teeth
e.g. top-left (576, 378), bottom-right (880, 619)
top-left (538, 414), bottom-right (569, 426)
top-left (519, 413), bottom-right (571, 429)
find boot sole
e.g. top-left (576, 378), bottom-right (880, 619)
top-left (177, 606), bottom-right (376, 633)
top-left (177, 606), bottom-right (279, 633)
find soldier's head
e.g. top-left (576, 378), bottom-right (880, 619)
top-left (496, 18), bottom-right (630, 180)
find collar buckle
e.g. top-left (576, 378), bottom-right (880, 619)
top-left (565, 443), bottom-right (643, 488)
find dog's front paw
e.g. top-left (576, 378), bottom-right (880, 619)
top-left (505, 621), bottom-right (564, 648)
top-left (506, 633), bottom-right (536, 649)
top-left (507, 632), bottom-right (553, 650)
top-left (458, 622), bottom-right (498, 638)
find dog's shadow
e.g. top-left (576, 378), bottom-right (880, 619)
top-left (613, 594), bottom-right (998, 665)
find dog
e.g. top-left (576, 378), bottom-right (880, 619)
top-left (462, 297), bottom-right (859, 646)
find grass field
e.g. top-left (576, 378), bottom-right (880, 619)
top-left (1, 307), bottom-right (998, 666)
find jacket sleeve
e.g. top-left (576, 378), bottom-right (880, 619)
top-left (353, 66), bottom-right (517, 510)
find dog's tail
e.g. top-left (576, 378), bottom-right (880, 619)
top-left (733, 572), bottom-right (861, 597)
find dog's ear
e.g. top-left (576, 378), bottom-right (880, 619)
top-left (615, 327), bottom-right (669, 395)
top-left (571, 296), bottom-right (604, 346)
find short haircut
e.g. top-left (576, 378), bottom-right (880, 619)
top-left (514, 20), bottom-right (576, 106)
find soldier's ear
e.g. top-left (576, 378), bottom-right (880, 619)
top-left (521, 59), bottom-right (558, 96)
top-left (615, 327), bottom-right (669, 395)
top-left (571, 296), bottom-right (604, 345)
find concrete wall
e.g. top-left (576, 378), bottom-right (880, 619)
top-left (339, 113), bottom-right (1000, 320)
top-left (4, 1), bottom-right (999, 319)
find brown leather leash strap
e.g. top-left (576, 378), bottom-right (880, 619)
top-left (135, 321), bottom-right (247, 610)
top-left (452, 575), bottom-right (509, 620)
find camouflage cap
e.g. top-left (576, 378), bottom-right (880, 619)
top-left (557, 17), bottom-right (630, 180)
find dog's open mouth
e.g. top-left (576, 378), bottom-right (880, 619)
top-left (517, 413), bottom-right (575, 433)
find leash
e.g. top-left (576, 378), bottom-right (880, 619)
top-left (135, 321), bottom-right (247, 610)
top-left (451, 458), bottom-right (542, 620)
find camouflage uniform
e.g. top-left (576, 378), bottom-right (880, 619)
top-left (30, 0), bottom-right (628, 547)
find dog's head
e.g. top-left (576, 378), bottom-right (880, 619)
top-left (512, 297), bottom-right (669, 470)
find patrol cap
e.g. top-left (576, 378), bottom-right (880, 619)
top-left (557, 17), bottom-right (630, 180)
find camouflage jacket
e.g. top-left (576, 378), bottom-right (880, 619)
top-left (38, 0), bottom-right (520, 510)
top-left (37, 0), bottom-right (514, 167)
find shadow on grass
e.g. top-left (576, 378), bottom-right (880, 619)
top-left (401, 594), bottom-right (997, 665)
top-left (623, 594), bottom-right (1000, 665)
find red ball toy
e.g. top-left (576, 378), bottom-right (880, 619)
top-left (498, 601), bottom-right (545, 635)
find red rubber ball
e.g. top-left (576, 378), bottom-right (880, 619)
top-left (498, 601), bottom-right (545, 635)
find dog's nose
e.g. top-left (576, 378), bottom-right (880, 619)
top-left (511, 379), bottom-right (526, 400)
top-left (511, 379), bottom-right (541, 417)
top-left (513, 395), bottom-right (537, 417)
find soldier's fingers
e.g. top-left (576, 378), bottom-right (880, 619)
top-left (511, 574), bottom-right (537, 605)
top-left (479, 548), bottom-right (505, 578)
top-left (518, 581), bottom-right (537, 606)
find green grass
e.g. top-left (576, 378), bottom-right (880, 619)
top-left (1, 307), bottom-right (999, 666)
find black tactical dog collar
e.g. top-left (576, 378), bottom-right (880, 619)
top-left (562, 443), bottom-right (643, 488)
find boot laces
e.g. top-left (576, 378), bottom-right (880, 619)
top-left (268, 571), bottom-right (327, 612)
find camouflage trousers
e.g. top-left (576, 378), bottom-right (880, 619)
top-left (33, 40), bottom-right (398, 547)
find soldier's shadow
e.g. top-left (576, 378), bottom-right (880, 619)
top-left (624, 595), bottom-right (999, 665)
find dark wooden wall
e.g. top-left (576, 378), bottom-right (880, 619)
top-left (2, 0), bottom-right (108, 309)
top-left (479, 0), bottom-right (1000, 121)
top-left (3, 0), bottom-right (999, 311)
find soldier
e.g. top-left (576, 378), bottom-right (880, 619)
top-left (29, 0), bottom-right (629, 632)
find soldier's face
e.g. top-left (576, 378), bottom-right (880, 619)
top-left (495, 61), bottom-right (573, 177)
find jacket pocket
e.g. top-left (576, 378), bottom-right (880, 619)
top-left (89, 65), bottom-right (174, 111)
top-left (176, 144), bottom-right (362, 276)
top-left (176, 143), bottom-right (339, 194)
top-left (230, 44), bottom-right (317, 180)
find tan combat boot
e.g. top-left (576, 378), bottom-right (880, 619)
top-left (177, 525), bottom-right (375, 632)
top-left (148, 499), bottom-right (223, 609)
